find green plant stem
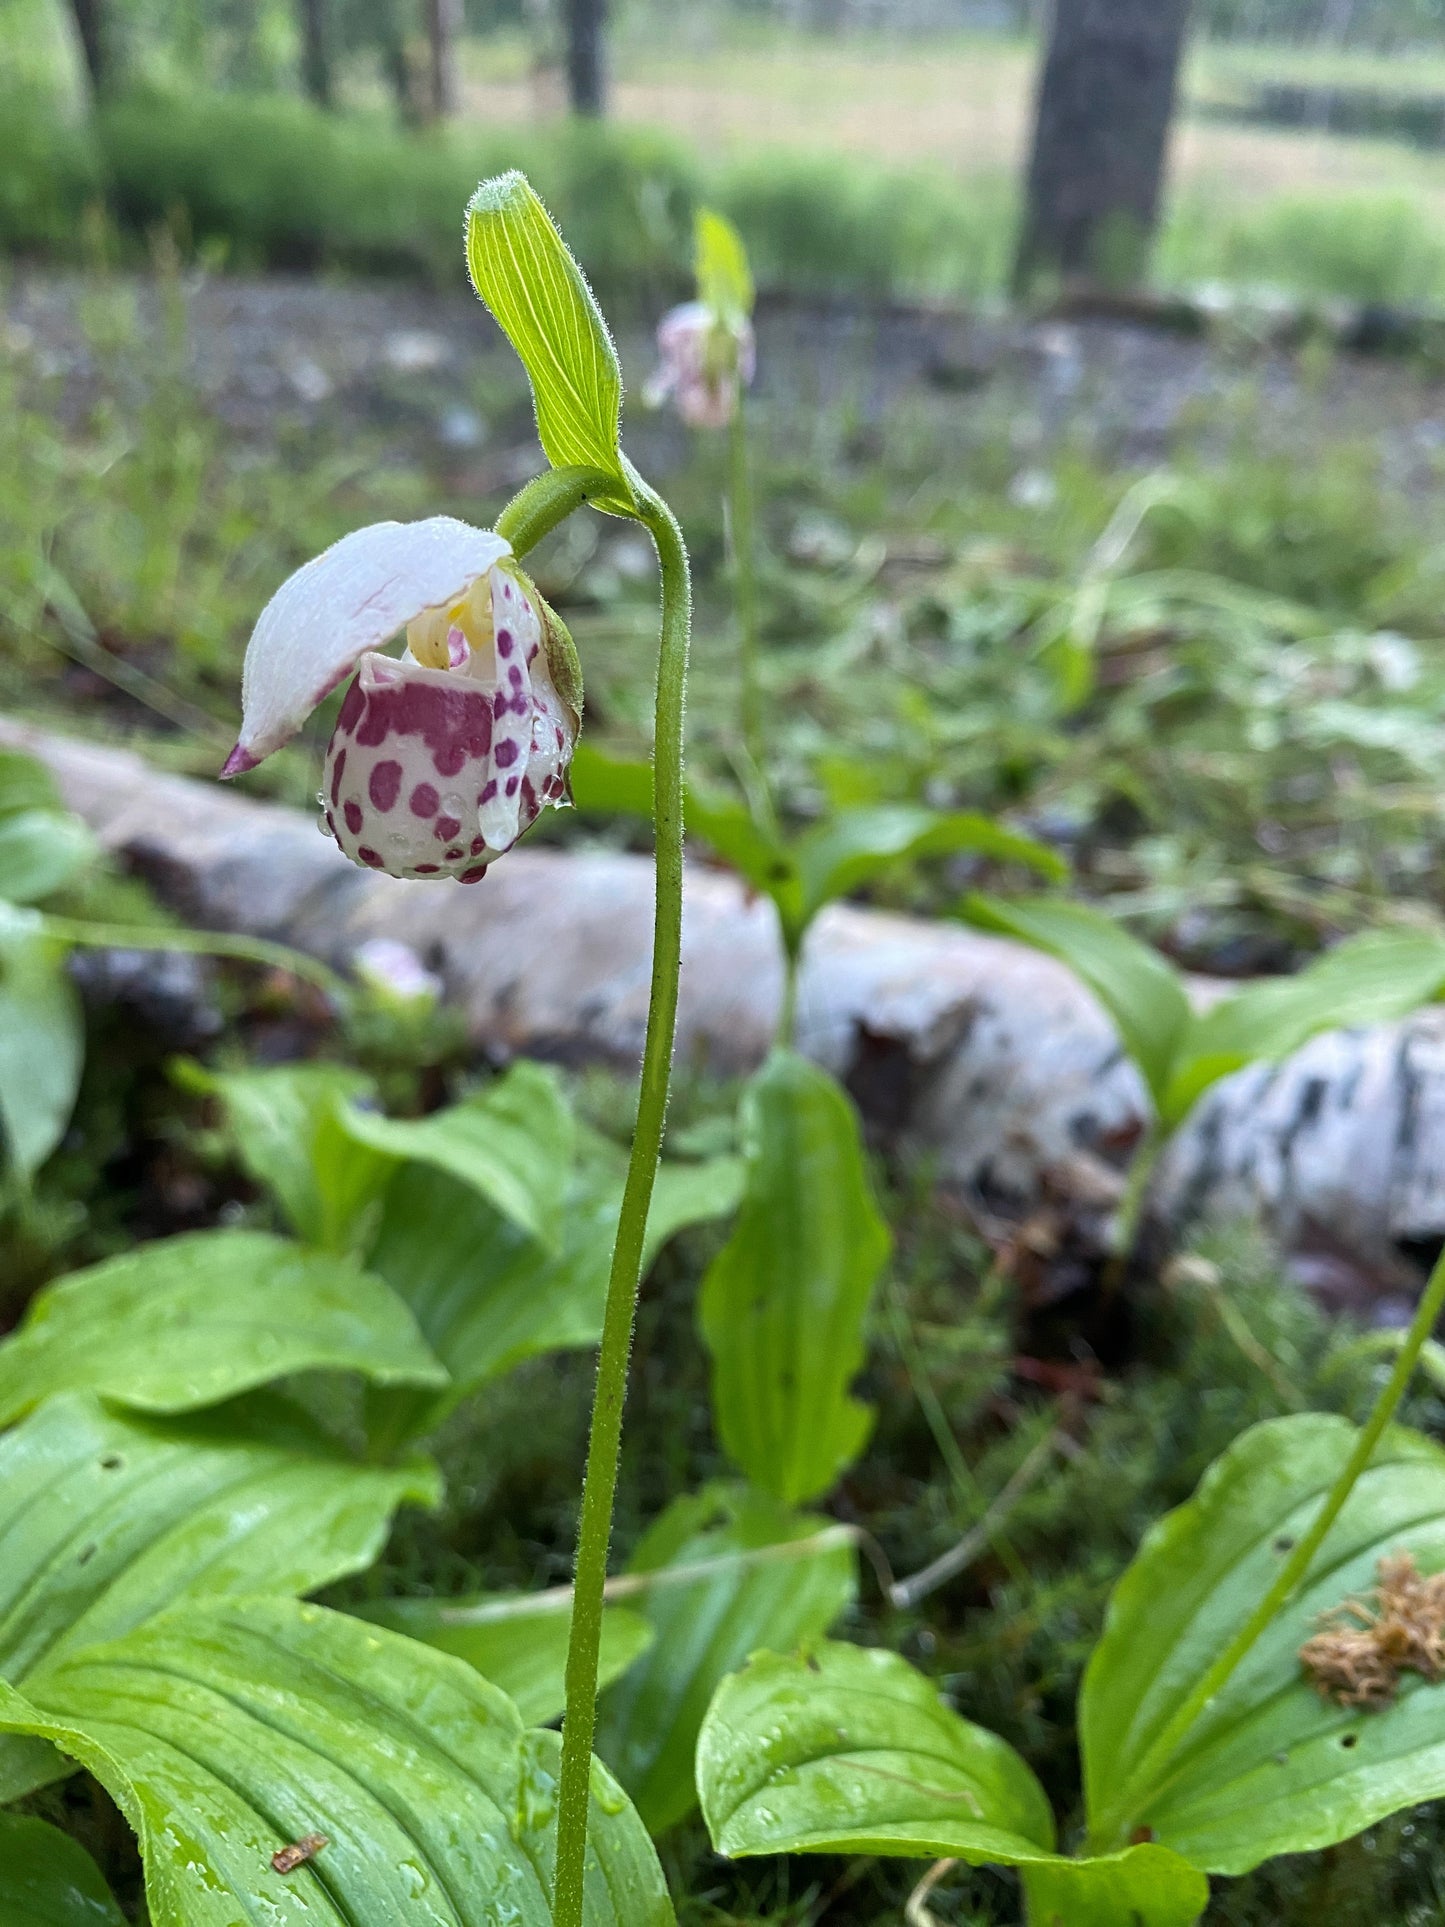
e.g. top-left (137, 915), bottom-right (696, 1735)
top-left (727, 401), bottom-right (762, 769)
top-left (496, 464), bottom-right (612, 557)
top-left (552, 480), bottom-right (690, 1927)
top-left (1090, 1239), bottom-right (1445, 1851)
top-left (776, 938), bottom-right (800, 1047)
top-left (38, 914), bottom-right (350, 1003)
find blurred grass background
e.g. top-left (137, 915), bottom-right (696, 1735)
top-left (14, 3), bottom-right (1445, 307)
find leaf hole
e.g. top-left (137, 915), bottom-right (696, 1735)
top-left (99, 1455), bottom-right (124, 1471)
top-left (1274, 1535), bottom-right (1295, 1554)
top-left (1341, 1732), bottom-right (1360, 1748)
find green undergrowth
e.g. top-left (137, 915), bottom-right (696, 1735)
top-left (10, 79), bottom-right (1445, 313)
top-left (7, 888), bottom-right (1445, 1923)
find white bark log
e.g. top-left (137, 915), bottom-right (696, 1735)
top-left (5, 717), bottom-right (1440, 1303)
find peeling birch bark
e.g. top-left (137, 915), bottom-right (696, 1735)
top-left (4, 717), bottom-right (1441, 1305)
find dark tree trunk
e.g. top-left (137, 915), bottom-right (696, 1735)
top-left (1014, 0), bottom-right (1195, 297)
top-left (68, 0), bottom-right (110, 98)
top-left (564, 0), bottom-right (606, 116)
top-left (298, 0), bottom-right (333, 107)
top-left (423, 0), bottom-right (461, 118)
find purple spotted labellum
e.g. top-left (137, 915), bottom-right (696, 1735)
top-left (644, 300), bottom-right (756, 431)
top-left (222, 517), bottom-right (581, 884)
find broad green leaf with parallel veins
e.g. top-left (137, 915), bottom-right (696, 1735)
top-left (1161, 927), bottom-right (1445, 1126)
top-left (698, 1642), bottom-right (1208, 1927)
top-left (700, 1051), bottom-right (889, 1505)
top-left (0, 1391), bottom-right (439, 1803)
top-left (466, 171), bottom-right (634, 517)
top-left (363, 1127), bottom-right (742, 1439)
top-left (0, 750), bottom-right (63, 817)
top-left (962, 894), bottom-right (1192, 1111)
top-left (569, 744), bottom-right (796, 910)
top-left (791, 805), bottom-right (1065, 945)
top-left (0, 903), bottom-right (83, 1179)
top-left (338, 1059), bottom-right (575, 1250)
top-left (0, 1229), bottom-right (447, 1426)
top-left (0, 812), bottom-right (95, 906)
top-left (0, 1813), bottom-right (124, 1925)
top-left (594, 1483), bottom-right (856, 1835)
top-left (0, 1597), bottom-right (675, 1926)
top-left (1082, 1413), bottom-right (1445, 1872)
top-left (182, 1060), bottom-right (389, 1249)
top-left (358, 1591), bottom-right (652, 1726)
top-left (0, 751), bottom-right (95, 905)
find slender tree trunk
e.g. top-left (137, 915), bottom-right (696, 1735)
top-left (424, 0), bottom-right (461, 119)
top-left (564, 0), bottom-right (606, 116)
top-left (1014, 0), bottom-right (1194, 297)
top-left (298, 0), bottom-right (333, 107)
top-left (68, 0), bottom-right (110, 99)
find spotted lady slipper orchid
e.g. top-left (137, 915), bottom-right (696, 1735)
top-left (222, 517), bottom-right (580, 884)
top-left (644, 300), bottom-right (756, 431)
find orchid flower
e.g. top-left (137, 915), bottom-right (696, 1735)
top-left (222, 516), bottom-right (580, 884)
top-left (644, 299), bottom-right (756, 431)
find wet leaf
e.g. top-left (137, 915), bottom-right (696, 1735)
top-left (0, 1596), bottom-right (674, 1925)
top-left (700, 1052), bottom-right (889, 1505)
top-left (0, 1230), bottom-right (447, 1425)
top-left (595, 1484), bottom-right (856, 1834)
top-left (1082, 1413), bottom-right (1445, 1872)
top-left (0, 1391), bottom-right (438, 1802)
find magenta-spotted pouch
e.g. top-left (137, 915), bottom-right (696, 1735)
top-left (222, 517), bottom-right (581, 883)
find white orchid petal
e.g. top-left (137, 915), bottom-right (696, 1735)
top-left (225, 517), bottom-right (511, 771)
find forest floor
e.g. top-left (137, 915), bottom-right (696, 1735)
top-left (10, 268), bottom-right (1445, 1921)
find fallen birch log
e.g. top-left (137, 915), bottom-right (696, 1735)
top-left (3, 716), bottom-right (1441, 1308)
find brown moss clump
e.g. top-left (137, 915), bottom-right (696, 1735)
top-left (1299, 1552), bottom-right (1445, 1708)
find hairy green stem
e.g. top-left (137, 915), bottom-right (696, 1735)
top-left (1091, 1240), bottom-right (1445, 1850)
top-left (727, 403), bottom-right (762, 768)
top-left (496, 464), bottom-right (613, 558)
top-left (38, 914), bottom-right (350, 1003)
top-left (551, 481), bottom-right (690, 1927)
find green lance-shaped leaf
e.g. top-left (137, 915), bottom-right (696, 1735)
top-left (698, 1642), bottom-right (1209, 1927)
top-left (594, 1483), bottom-right (857, 1835)
top-left (181, 1060), bottom-right (390, 1250)
top-left (700, 1051), bottom-right (890, 1505)
top-left (694, 207), bottom-right (754, 330)
top-left (0, 1229), bottom-right (447, 1426)
top-left (363, 1126), bottom-right (742, 1437)
top-left (1081, 1412), bottom-right (1445, 1872)
top-left (358, 1591), bottom-right (653, 1727)
top-left (466, 171), bottom-right (635, 517)
top-left (0, 1813), bottom-right (124, 1925)
top-left (0, 902), bottom-right (83, 1180)
top-left (791, 805), bottom-right (1066, 948)
top-left (0, 1596), bottom-right (675, 1926)
top-left (0, 750), bottom-right (95, 906)
top-left (0, 1391), bottom-right (439, 1803)
top-left (963, 894), bottom-right (1192, 1112)
top-left (1161, 927), bottom-right (1445, 1127)
top-left (338, 1058), bottom-right (576, 1251)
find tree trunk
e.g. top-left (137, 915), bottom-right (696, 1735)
top-left (298, 0), bottom-right (333, 107)
top-left (423, 0), bottom-right (461, 119)
top-left (1014, 0), bottom-right (1194, 297)
top-left (564, 0), bottom-right (606, 117)
top-left (67, 0), bottom-right (110, 99)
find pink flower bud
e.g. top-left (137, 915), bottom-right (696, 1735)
top-left (644, 301), bottom-right (756, 431)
